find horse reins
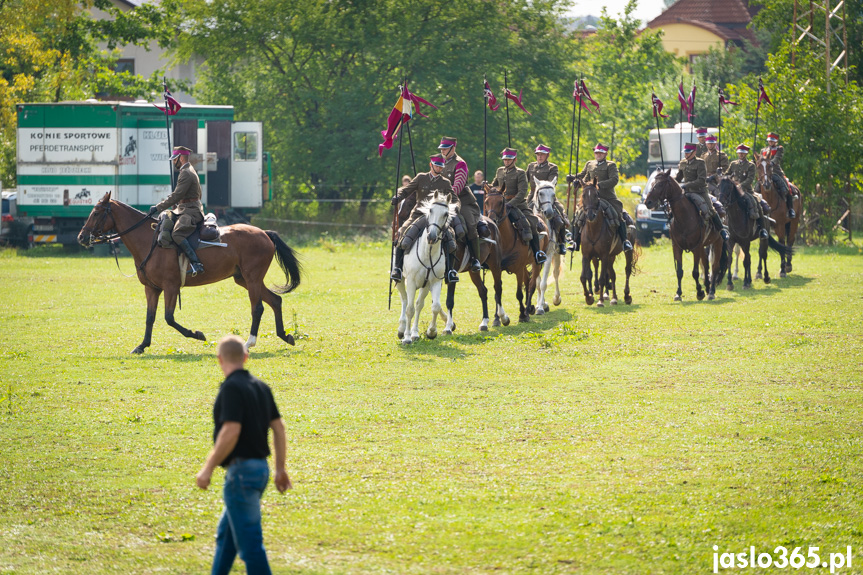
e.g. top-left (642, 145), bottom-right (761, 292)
top-left (415, 201), bottom-right (449, 288)
top-left (84, 201), bottom-right (159, 285)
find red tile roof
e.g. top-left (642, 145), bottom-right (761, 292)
top-left (647, 0), bottom-right (759, 46)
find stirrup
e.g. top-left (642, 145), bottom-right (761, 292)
top-left (759, 229), bottom-right (769, 239)
top-left (447, 269), bottom-right (459, 283)
top-left (189, 262), bottom-right (205, 277)
top-left (558, 242), bottom-right (567, 255)
top-left (390, 268), bottom-right (402, 282)
top-left (535, 251), bottom-right (547, 265)
top-left (720, 229), bottom-right (729, 241)
top-left (469, 258), bottom-right (481, 273)
top-left (623, 240), bottom-right (633, 252)
top-left (787, 208), bottom-right (796, 218)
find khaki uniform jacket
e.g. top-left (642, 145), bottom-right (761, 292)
top-left (396, 172), bottom-right (454, 226)
top-left (442, 154), bottom-right (480, 228)
top-left (702, 150), bottom-right (729, 176)
top-left (156, 162), bottom-right (203, 215)
top-left (492, 166), bottom-right (530, 211)
top-left (696, 142), bottom-right (709, 158)
top-left (676, 157), bottom-right (708, 197)
top-left (728, 159), bottom-right (755, 193)
top-left (526, 161), bottom-right (559, 201)
top-left (577, 159), bottom-right (622, 215)
top-left (760, 145), bottom-right (786, 177)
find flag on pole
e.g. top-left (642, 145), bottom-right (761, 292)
top-left (686, 84), bottom-right (697, 121)
top-left (484, 80), bottom-right (500, 111)
top-left (574, 79), bottom-right (600, 113)
top-left (652, 93), bottom-right (669, 118)
top-left (756, 78), bottom-right (773, 111)
top-left (378, 83), bottom-right (436, 157)
top-left (677, 82), bottom-right (689, 115)
top-left (504, 87), bottom-right (531, 115)
top-left (718, 88), bottom-right (738, 113)
top-left (154, 89), bottom-right (182, 115)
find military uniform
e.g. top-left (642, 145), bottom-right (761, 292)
top-left (394, 172), bottom-right (454, 242)
top-left (492, 155), bottom-right (547, 264)
top-left (156, 161), bottom-right (204, 243)
top-left (442, 153), bottom-right (480, 241)
top-left (676, 155), bottom-right (725, 234)
top-left (702, 149), bottom-right (729, 178)
top-left (570, 145), bottom-right (632, 252)
top-left (730, 156), bottom-right (770, 236)
top-left (760, 138), bottom-right (796, 217)
top-left (695, 141), bottom-right (709, 158)
top-left (527, 159), bottom-right (568, 254)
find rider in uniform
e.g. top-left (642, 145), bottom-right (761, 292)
top-left (438, 137), bottom-right (481, 273)
top-left (568, 143), bottom-right (633, 252)
top-left (695, 127), bottom-right (709, 158)
top-left (760, 132), bottom-right (796, 218)
top-left (390, 154), bottom-right (459, 284)
top-left (526, 144), bottom-right (568, 256)
top-left (675, 142), bottom-right (728, 240)
top-left (148, 145), bottom-right (205, 276)
top-left (491, 148), bottom-right (547, 265)
top-left (702, 135), bottom-right (729, 178)
top-left (728, 144), bottom-right (770, 239)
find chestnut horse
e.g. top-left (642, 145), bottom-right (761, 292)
top-left (716, 177), bottom-right (791, 290)
top-left (577, 179), bottom-right (637, 306)
top-left (482, 185), bottom-right (547, 323)
top-left (644, 171), bottom-right (728, 301)
top-left (444, 216), bottom-right (509, 333)
top-left (756, 156), bottom-right (801, 278)
top-left (78, 192), bottom-right (301, 354)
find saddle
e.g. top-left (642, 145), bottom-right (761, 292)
top-left (684, 192), bottom-right (713, 227)
top-left (156, 212), bottom-right (222, 250)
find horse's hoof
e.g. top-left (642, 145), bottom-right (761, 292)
top-left (528, 305), bottom-right (536, 315)
top-left (411, 335), bottom-right (420, 342)
top-left (697, 291), bottom-right (705, 301)
top-left (597, 300), bottom-right (605, 308)
top-left (427, 330), bottom-right (437, 340)
top-left (519, 314), bottom-right (529, 323)
top-left (585, 295), bottom-right (595, 305)
top-left (708, 293), bottom-right (715, 301)
top-left (492, 318), bottom-right (501, 327)
top-left (673, 294), bottom-right (681, 302)
top-left (624, 295), bottom-right (632, 305)
top-left (131, 346), bottom-right (145, 355)
top-left (786, 263), bottom-right (793, 272)
top-left (193, 331), bottom-right (206, 341)
top-left (755, 272), bottom-right (762, 280)
top-left (610, 299), bottom-right (618, 305)
top-left (480, 325), bottom-right (488, 332)
top-left (780, 271), bottom-right (787, 278)
top-left (536, 307), bottom-right (545, 315)
top-left (401, 339), bottom-right (412, 346)
top-left (733, 274), bottom-right (740, 281)
top-left (397, 331), bottom-right (404, 340)
top-left (284, 334), bottom-right (296, 346)
top-left (501, 316), bottom-right (510, 327)
top-left (743, 283), bottom-right (752, 290)
top-left (726, 283), bottom-right (734, 291)
top-left (764, 276), bottom-right (771, 284)
top-left (543, 303), bottom-right (550, 312)
top-left (553, 295), bottom-right (561, 306)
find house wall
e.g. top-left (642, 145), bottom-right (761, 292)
top-left (651, 23), bottom-right (725, 70)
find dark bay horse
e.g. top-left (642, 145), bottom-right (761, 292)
top-left (444, 216), bottom-right (508, 333)
top-left (578, 179), bottom-right (638, 306)
top-left (482, 185), bottom-right (547, 323)
top-left (756, 157), bottom-right (801, 278)
top-left (716, 177), bottom-right (791, 290)
top-left (644, 170), bottom-right (728, 301)
top-left (78, 192), bottom-right (301, 354)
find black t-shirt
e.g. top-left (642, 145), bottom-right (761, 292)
top-left (212, 369), bottom-right (281, 466)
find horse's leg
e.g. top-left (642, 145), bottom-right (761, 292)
top-left (132, 285), bottom-right (162, 354)
top-left (552, 250), bottom-right (562, 306)
top-left (235, 275), bottom-right (266, 349)
top-left (517, 268), bottom-right (528, 322)
top-left (581, 254), bottom-right (595, 305)
top-left (623, 249), bottom-right (633, 305)
top-left (726, 241), bottom-right (736, 291)
top-left (444, 280), bottom-right (456, 335)
top-left (536, 253), bottom-right (551, 315)
top-left (785, 221), bottom-right (795, 274)
top-left (692, 249), bottom-right (705, 301)
top-left (403, 283), bottom-right (418, 344)
top-left (733, 243), bottom-right (741, 280)
top-left (259, 288), bottom-right (296, 346)
top-left (609, 257), bottom-right (618, 305)
top-left (742, 241), bottom-right (752, 288)
top-left (426, 282), bottom-right (442, 340)
top-left (162, 288), bottom-right (206, 342)
top-left (397, 281), bottom-right (408, 341)
top-left (596, 256), bottom-right (609, 307)
top-left (778, 224), bottom-right (788, 278)
top-left (527, 263), bottom-right (540, 316)
top-left (673, 243), bottom-right (684, 301)
top-left (760, 238), bottom-right (771, 284)
top-left (469, 271), bottom-right (490, 332)
top-left (492, 266), bottom-right (509, 327)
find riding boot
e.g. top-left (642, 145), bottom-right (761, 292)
top-left (530, 237), bottom-right (547, 265)
top-left (618, 220), bottom-right (633, 251)
top-left (391, 246), bottom-right (405, 282)
top-left (467, 237), bottom-right (482, 272)
top-left (178, 238), bottom-right (205, 276)
top-left (571, 221), bottom-right (581, 252)
top-left (556, 221), bottom-right (568, 255)
top-left (757, 219), bottom-right (769, 240)
top-left (711, 213), bottom-right (729, 241)
top-left (446, 251), bottom-right (459, 283)
top-left (785, 193), bottom-right (796, 219)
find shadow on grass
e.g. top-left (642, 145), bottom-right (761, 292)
top-left (724, 273), bottom-right (814, 296)
top-left (109, 350), bottom-right (292, 361)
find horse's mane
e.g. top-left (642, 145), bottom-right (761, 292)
top-left (415, 195), bottom-right (458, 220)
top-left (719, 176), bottom-right (744, 198)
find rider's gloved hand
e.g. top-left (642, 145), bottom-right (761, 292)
top-left (390, 196), bottom-right (399, 206)
top-left (147, 206), bottom-right (159, 216)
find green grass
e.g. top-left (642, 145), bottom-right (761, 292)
top-left (0, 240), bottom-right (862, 574)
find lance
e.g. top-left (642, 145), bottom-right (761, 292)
top-left (752, 84), bottom-right (760, 159)
top-left (162, 78), bottom-right (175, 189)
top-left (484, 75), bottom-right (488, 181)
top-left (679, 77), bottom-right (683, 160)
top-left (388, 78), bottom-right (406, 311)
top-left (569, 77), bottom-right (583, 272)
top-left (504, 70), bottom-right (511, 147)
top-left (717, 87), bottom-right (722, 153)
top-left (653, 90), bottom-right (666, 171)
top-left (405, 112), bottom-right (418, 176)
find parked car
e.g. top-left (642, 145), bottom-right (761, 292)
top-left (1, 190), bottom-right (32, 247)
top-left (633, 168), bottom-right (678, 246)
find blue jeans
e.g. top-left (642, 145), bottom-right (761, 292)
top-left (212, 458), bottom-right (271, 575)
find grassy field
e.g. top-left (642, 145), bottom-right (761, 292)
top-left (0, 239), bottom-right (862, 574)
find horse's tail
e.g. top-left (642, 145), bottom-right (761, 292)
top-left (629, 240), bottom-right (643, 275)
top-left (265, 231), bottom-right (302, 294)
top-left (768, 235), bottom-right (794, 258)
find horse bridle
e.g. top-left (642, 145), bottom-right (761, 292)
top-left (535, 185), bottom-right (556, 213)
top-left (425, 201), bottom-right (450, 242)
top-left (484, 191), bottom-right (507, 223)
top-left (82, 201), bottom-right (154, 245)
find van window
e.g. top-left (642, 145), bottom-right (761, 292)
top-left (233, 132), bottom-right (258, 161)
top-left (648, 139), bottom-right (661, 160)
top-left (1, 198), bottom-right (9, 214)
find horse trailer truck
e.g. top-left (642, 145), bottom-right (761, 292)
top-left (15, 100), bottom-right (271, 246)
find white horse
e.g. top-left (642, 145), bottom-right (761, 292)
top-left (532, 176), bottom-right (563, 313)
top-left (395, 191), bottom-right (457, 344)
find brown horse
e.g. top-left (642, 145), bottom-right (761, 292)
top-left (444, 216), bottom-right (510, 332)
top-left (644, 170), bottom-right (729, 301)
top-left (716, 176), bottom-right (791, 290)
top-left (482, 185), bottom-right (547, 322)
top-left (577, 179), bottom-right (638, 306)
top-left (756, 156), bottom-right (801, 278)
top-left (78, 192), bottom-right (301, 354)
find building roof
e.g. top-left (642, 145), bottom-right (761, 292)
top-left (647, 0), bottom-right (759, 46)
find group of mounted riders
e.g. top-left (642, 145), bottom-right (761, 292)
top-left (676, 127), bottom-right (798, 243)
